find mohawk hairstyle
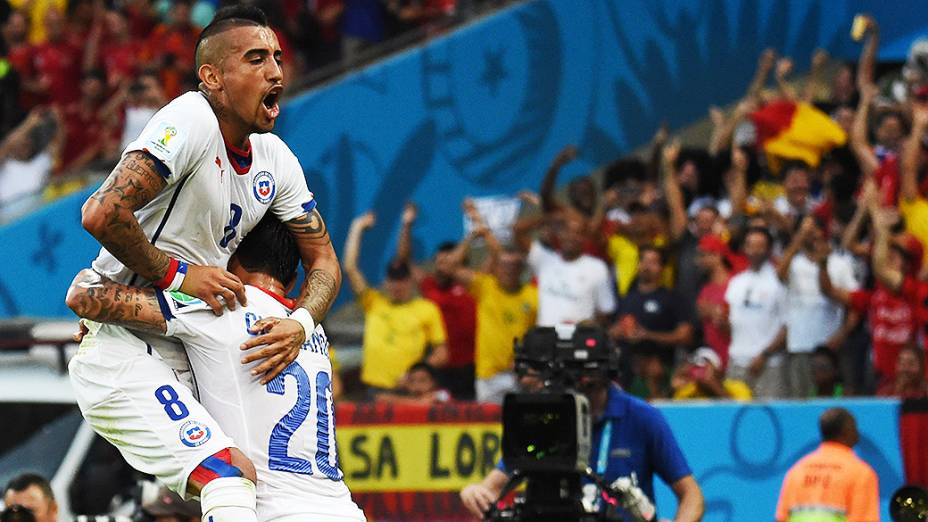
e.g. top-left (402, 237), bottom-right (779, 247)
top-left (195, 5), bottom-right (269, 68)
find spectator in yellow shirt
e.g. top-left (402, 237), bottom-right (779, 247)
top-left (671, 347), bottom-right (752, 401)
top-left (449, 201), bottom-right (538, 404)
top-left (900, 102), bottom-right (928, 261)
top-left (343, 212), bottom-right (449, 396)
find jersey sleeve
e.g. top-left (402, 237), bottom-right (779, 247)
top-left (848, 290), bottom-right (872, 313)
top-left (123, 95), bottom-right (212, 187)
top-left (359, 288), bottom-right (381, 312)
top-left (271, 148), bottom-right (316, 223)
top-left (645, 407), bottom-right (692, 486)
top-left (593, 260), bottom-right (618, 315)
top-left (154, 290), bottom-right (213, 338)
top-left (527, 240), bottom-right (554, 273)
top-left (469, 272), bottom-right (491, 299)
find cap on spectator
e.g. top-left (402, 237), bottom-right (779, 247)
top-left (698, 234), bottom-right (729, 256)
top-left (893, 233), bottom-right (924, 272)
top-left (385, 259), bottom-right (411, 280)
top-left (142, 487), bottom-right (199, 518)
top-left (690, 347), bottom-right (722, 369)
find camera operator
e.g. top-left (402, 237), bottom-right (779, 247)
top-left (2, 474), bottom-right (56, 522)
top-left (460, 364), bottom-right (704, 521)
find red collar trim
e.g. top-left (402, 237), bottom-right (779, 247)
top-left (255, 286), bottom-right (296, 310)
top-left (224, 138), bottom-right (252, 175)
top-left (224, 137), bottom-right (251, 156)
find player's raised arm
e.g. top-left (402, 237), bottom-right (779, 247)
top-left (81, 152), bottom-right (247, 314)
top-left (240, 206), bottom-right (343, 383)
top-left (287, 206), bottom-right (342, 320)
top-left (65, 269), bottom-right (167, 334)
top-left (81, 152), bottom-right (172, 281)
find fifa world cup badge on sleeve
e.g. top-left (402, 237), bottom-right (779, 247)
top-left (148, 122), bottom-right (185, 160)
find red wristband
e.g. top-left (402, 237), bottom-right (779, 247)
top-left (154, 258), bottom-right (179, 290)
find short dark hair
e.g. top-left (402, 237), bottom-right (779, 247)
top-left (4, 473), bottom-right (53, 502)
top-left (233, 215), bottom-right (300, 286)
top-left (781, 160), bottom-right (811, 178)
top-left (408, 362), bottom-right (438, 381)
top-left (819, 407), bottom-right (854, 442)
top-left (744, 226), bottom-right (773, 250)
top-left (195, 5), bottom-right (268, 67)
top-left (385, 259), bottom-right (411, 280)
top-left (874, 109), bottom-right (909, 134)
top-left (82, 68), bottom-right (106, 83)
top-left (639, 245), bottom-right (666, 266)
top-left (812, 345), bottom-right (839, 370)
top-left (435, 241), bottom-right (457, 254)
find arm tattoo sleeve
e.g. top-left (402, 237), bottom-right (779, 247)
top-left (287, 209), bottom-right (340, 322)
top-left (87, 152), bottom-right (170, 281)
top-left (287, 209), bottom-right (330, 244)
top-left (300, 268), bottom-right (338, 323)
top-left (70, 273), bottom-right (167, 334)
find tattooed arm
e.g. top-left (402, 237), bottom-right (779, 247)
top-left (81, 151), bottom-right (246, 314)
top-left (287, 208), bottom-right (342, 322)
top-left (65, 269), bottom-right (167, 334)
top-left (81, 151), bottom-right (172, 281)
top-left (239, 207), bottom-right (342, 383)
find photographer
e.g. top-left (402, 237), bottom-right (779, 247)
top-left (460, 358), bottom-right (704, 521)
top-left (2, 474), bottom-right (56, 522)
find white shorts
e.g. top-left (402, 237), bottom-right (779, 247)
top-left (69, 322), bottom-right (234, 497)
top-left (259, 489), bottom-right (366, 521)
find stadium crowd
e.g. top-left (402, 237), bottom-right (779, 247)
top-left (0, 0), bottom-right (467, 219)
top-left (353, 15), bottom-right (928, 405)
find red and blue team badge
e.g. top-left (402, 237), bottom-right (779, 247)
top-left (179, 420), bottom-right (212, 448)
top-left (253, 171), bottom-right (276, 204)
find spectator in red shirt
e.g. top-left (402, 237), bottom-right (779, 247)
top-left (3, 10), bottom-right (30, 76)
top-left (695, 234), bottom-right (732, 369)
top-left (24, 8), bottom-right (82, 106)
top-left (58, 69), bottom-right (120, 175)
top-left (822, 196), bottom-right (924, 386)
top-left (141, 0), bottom-right (199, 99)
top-left (396, 202), bottom-right (477, 400)
top-left (84, 9), bottom-right (144, 89)
top-left (877, 346), bottom-right (928, 398)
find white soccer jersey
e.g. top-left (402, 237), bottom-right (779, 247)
top-left (160, 286), bottom-right (364, 521)
top-left (92, 91), bottom-right (315, 286)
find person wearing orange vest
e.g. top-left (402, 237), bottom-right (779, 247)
top-left (775, 408), bottom-right (879, 522)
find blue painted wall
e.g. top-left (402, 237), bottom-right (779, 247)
top-left (653, 398), bottom-right (902, 522)
top-left (3, 0), bottom-right (928, 317)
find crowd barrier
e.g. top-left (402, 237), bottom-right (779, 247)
top-left (5, 0), bottom-right (928, 317)
top-left (335, 398), bottom-right (906, 522)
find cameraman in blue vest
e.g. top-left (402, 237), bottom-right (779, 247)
top-left (460, 333), bottom-right (704, 521)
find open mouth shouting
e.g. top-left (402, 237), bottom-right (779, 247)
top-left (262, 85), bottom-right (282, 120)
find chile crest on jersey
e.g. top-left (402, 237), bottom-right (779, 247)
top-left (253, 171), bottom-right (276, 204)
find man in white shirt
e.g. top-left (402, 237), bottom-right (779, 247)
top-left (526, 214), bottom-right (616, 326)
top-left (777, 217), bottom-right (860, 397)
top-left (725, 227), bottom-right (788, 398)
top-left (69, 7), bottom-right (341, 521)
top-left (67, 215), bottom-right (365, 521)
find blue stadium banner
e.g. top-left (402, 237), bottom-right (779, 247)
top-left (4, 0), bottom-right (928, 317)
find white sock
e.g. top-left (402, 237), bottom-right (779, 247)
top-left (200, 477), bottom-right (258, 522)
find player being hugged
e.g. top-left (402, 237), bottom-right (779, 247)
top-left (68, 215), bottom-right (364, 521)
top-left (68, 5), bottom-right (340, 522)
